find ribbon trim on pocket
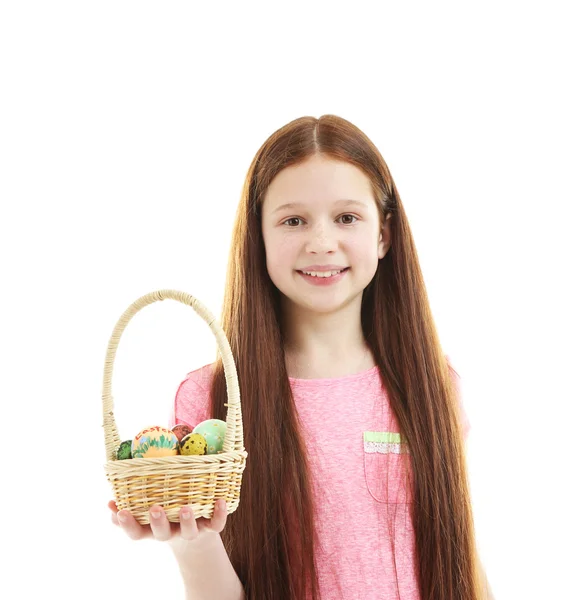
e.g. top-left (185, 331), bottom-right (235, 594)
top-left (363, 431), bottom-right (410, 454)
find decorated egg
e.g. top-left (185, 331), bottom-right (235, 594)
top-left (171, 423), bottom-right (193, 442)
top-left (193, 419), bottom-right (227, 454)
top-left (116, 440), bottom-right (133, 460)
top-left (131, 426), bottom-right (179, 458)
top-left (180, 432), bottom-right (208, 455)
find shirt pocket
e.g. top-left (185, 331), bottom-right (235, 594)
top-left (363, 431), bottom-right (413, 504)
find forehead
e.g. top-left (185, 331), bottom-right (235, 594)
top-left (262, 155), bottom-right (375, 212)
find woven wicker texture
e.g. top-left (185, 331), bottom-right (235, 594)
top-left (102, 289), bottom-right (247, 524)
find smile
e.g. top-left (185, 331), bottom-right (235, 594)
top-left (296, 268), bottom-right (350, 286)
top-left (299, 268), bottom-right (348, 278)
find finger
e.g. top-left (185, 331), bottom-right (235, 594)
top-left (109, 500), bottom-right (123, 526)
top-left (208, 499), bottom-right (228, 533)
top-left (117, 510), bottom-right (151, 540)
top-left (178, 506), bottom-right (200, 541)
top-left (149, 506), bottom-right (172, 542)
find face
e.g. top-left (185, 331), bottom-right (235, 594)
top-left (261, 154), bottom-right (391, 316)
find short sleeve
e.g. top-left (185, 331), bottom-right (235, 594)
top-left (168, 370), bottom-right (212, 430)
top-left (445, 355), bottom-right (471, 441)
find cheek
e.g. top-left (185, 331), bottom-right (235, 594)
top-left (264, 234), bottom-right (298, 276)
top-left (347, 237), bottom-right (378, 264)
top-left (266, 233), bottom-right (299, 262)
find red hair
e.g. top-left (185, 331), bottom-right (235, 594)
top-left (208, 115), bottom-right (485, 599)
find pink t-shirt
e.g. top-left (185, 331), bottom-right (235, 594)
top-left (168, 357), bottom-right (470, 600)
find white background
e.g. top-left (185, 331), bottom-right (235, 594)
top-left (2, 1), bottom-right (578, 598)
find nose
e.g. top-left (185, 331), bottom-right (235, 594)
top-left (305, 221), bottom-right (337, 254)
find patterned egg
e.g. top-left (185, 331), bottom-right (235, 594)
top-left (131, 426), bottom-right (179, 458)
top-left (180, 432), bottom-right (208, 455)
top-left (193, 419), bottom-right (227, 454)
top-left (116, 440), bottom-right (132, 460)
top-left (171, 423), bottom-right (193, 442)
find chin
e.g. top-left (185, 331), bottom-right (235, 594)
top-left (292, 294), bottom-right (364, 315)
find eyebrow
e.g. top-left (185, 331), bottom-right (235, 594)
top-left (272, 199), bottom-right (370, 214)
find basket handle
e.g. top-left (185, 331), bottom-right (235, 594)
top-left (102, 289), bottom-right (243, 461)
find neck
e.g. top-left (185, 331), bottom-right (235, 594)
top-left (281, 295), bottom-right (374, 379)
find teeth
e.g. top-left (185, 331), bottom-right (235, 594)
top-left (302, 269), bottom-right (344, 278)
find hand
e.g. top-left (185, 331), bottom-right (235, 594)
top-left (108, 498), bottom-right (228, 552)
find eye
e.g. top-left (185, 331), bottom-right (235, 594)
top-left (283, 217), bottom-right (303, 227)
top-left (339, 214), bottom-right (358, 225)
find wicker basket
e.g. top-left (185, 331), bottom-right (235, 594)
top-left (102, 289), bottom-right (247, 525)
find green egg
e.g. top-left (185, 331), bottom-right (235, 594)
top-left (116, 440), bottom-right (132, 460)
top-left (193, 419), bottom-right (227, 454)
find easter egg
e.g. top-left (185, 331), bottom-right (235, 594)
top-left (131, 426), bottom-right (179, 458)
top-left (171, 423), bottom-right (193, 442)
top-left (180, 432), bottom-right (208, 455)
top-left (116, 440), bottom-right (132, 460)
top-left (193, 419), bottom-right (227, 454)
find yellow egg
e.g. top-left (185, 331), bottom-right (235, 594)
top-left (131, 426), bottom-right (179, 458)
top-left (180, 432), bottom-right (208, 456)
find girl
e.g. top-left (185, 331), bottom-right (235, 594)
top-left (109, 114), bottom-right (494, 600)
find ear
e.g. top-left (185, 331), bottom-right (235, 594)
top-left (378, 213), bottom-right (392, 259)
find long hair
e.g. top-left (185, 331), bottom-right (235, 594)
top-left (209, 115), bottom-right (485, 599)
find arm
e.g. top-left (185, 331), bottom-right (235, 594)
top-left (110, 499), bottom-right (244, 600)
top-left (171, 531), bottom-right (245, 600)
top-left (170, 372), bottom-right (244, 597)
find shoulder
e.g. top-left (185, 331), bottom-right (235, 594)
top-left (444, 353), bottom-right (461, 389)
top-left (445, 354), bottom-right (460, 378)
top-left (444, 354), bottom-right (471, 439)
top-left (168, 362), bottom-right (215, 429)
top-left (185, 362), bottom-right (216, 391)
